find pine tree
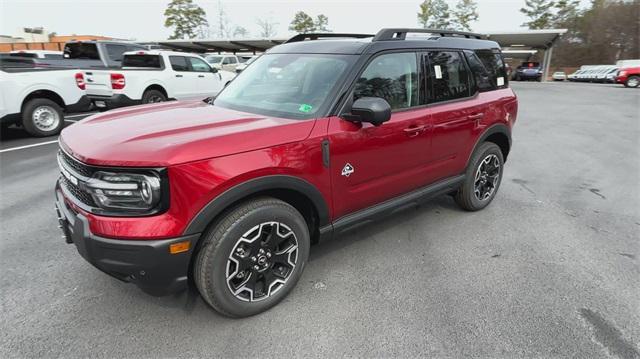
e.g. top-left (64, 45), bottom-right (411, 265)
top-left (417, 0), bottom-right (452, 29)
top-left (520, 0), bottom-right (556, 29)
top-left (164, 0), bottom-right (208, 40)
top-left (453, 0), bottom-right (479, 31)
top-left (315, 15), bottom-right (331, 32)
top-left (289, 11), bottom-right (316, 33)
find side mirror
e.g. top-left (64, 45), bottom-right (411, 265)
top-left (347, 97), bottom-right (391, 126)
top-left (210, 67), bottom-right (218, 73)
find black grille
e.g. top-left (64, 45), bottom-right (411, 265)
top-left (59, 150), bottom-right (93, 177)
top-left (59, 176), bottom-right (96, 207)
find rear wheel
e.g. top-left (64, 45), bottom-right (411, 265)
top-left (625, 76), bottom-right (639, 88)
top-left (141, 89), bottom-right (167, 104)
top-left (22, 98), bottom-right (64, 137)
top-left (454, 142), bottom-right (504, 211)
top-left (194, 197), bottom-right (310, 317)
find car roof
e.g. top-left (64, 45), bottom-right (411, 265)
top-left (268, 29), bottom-right (501, 55)
top-left (122, 50), bottom-right (204, 57)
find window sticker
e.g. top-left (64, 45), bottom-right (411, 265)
top-left (298, 104), bottom-right (313, 113)
top-left (497, 77), bottom-right (504, 86)
top-left (434, 65), bottom-right (443, 79)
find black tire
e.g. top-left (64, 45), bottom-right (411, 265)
top-left (22, 98), bottom-right (64, 137)
top-left (624, 76), bottom-right (639, 88)
top-left (194, 197), bottom-right (310, 317)
top-left (141, 89), bottom-right (167, 104)
top-left (454, 142), bottom-right (504, 211)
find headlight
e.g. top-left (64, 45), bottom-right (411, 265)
top-left (85, 171), bottom-right (163, 213)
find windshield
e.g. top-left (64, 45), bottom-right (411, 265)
top-left (214, 53), bottom-right (355, 119)
top-left (205, 55), bottom-right (223, 64)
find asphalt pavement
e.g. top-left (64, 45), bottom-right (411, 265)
top-left (1, 82), bottom-right (639, 358)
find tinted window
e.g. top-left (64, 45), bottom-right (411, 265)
top-left (464, 51), bottom-right (493, 92)
top-left (222, 57), bottom-right (231, 65)
top-left (105, 44), bottom-right (128, 62)
top-left (354, 52), bottom-right (419, 110)
top-left (122, 55), bottom-right (162, 68)
top-left (44, 54), bottom-right (63, 59)
top-left (64, 43), bottom-right (100, 60)
top-left (9, 52), bottom-right (37, 58)
top-left (476, 50), bottom-right (508, 89)
top-left (426, 51), bottom-right (471, 102)
top-left (169, 56), bottom-right (189, 71)
top-left (188, 57), bottom-right (210, 72)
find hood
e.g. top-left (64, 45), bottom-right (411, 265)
top-left (60, 100), bottom-right (316, 167)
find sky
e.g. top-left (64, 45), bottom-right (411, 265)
top-left (0, 0), bottom-right (591, 41)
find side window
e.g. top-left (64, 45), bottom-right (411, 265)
top-left (464, 50), bottom-right (494, 92)
top-left (222, 57), bottom-right (231, 65)
top-left (169, 56), bottom-right (189, 71)
top-left (475, 50), bottom-right (508, 89)
top-left (188, 57), bottom-right (211, 72)
top-left (229, 57), bottom-right (237, 64)
top-left (105, 44), bottom-right (128, 62)
top-left (354, 52), bottom-right (419, 110)
top-left (426, 51), bottom-right (471, 103)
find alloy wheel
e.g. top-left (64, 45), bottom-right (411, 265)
top-left (226, 222), bottom-right (298, 302)
top-left (474, 154), bottom-right (501, 201)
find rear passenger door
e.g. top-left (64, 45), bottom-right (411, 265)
top-left (422, 50), bottom-right (487, 179)
top-left (168, 56), bottom-right (192, 99)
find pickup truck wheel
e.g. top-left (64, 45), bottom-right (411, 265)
top-left (454, 142), bottom-right (504, 211)
top-left (625, 76), bottom-right (639, 88)
top-left (141, 89), bottom-right (166, 104)
top-left (194, 197), bottom-right (310, 317)
top-left (22, 98), bottom-right (64, 137)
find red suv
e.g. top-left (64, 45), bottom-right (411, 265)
top-left (55, 29), bottom-right (518, 317)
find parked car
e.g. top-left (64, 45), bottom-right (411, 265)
top-left (204, 54), bottom-right (242, 71)
top-left (9, 50), bottom-right (64, 59)
top-left (84, 50), bottom-right (236, 110)
top-left (615, 67), bottom-right (640, 88)
top-left (513, 62), bottom-right (542, 81)
top-left (595, 67), bottom-right (618, 83)
top-left (552, 71), bottom-right (567, 81)
top-left (567, 70), bottom-right (582, 81)
top-left (0, 61), bottom-right (90, 136)
top-left (55, 28), bottom-right (518, 317)
top-left (32, 40), bottom-right (148, 69)
top-left (235, 55), bottom-right (260, 73)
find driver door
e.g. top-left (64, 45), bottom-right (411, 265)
top-left (328, 52), bottom-right (434, 219)
top-left (187, 56), bottom-right (222, 98)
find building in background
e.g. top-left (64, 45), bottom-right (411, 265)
top-left (0, 27), bottom-right (114, 52)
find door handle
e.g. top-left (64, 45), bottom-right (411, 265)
top-left (198, 75), bottom-right (205, 78)
top-left (404, 125), bottom-right (426, 137)
top-left (175, 74), bottom-right (183, 78)
top-left (468, 113), bottom-right (484, 120)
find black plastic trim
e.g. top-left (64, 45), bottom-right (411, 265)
top-left (183, 175), bottom-right (330, 236)
top-left (329, 175), bottom-right (465, 238)
top-left (321, 139), bottom-right (330, 168)
top-left (466, 124), bottom-right (511, 165)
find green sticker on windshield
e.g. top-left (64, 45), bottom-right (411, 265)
top-left (298, 104), bottom-right (313, 113)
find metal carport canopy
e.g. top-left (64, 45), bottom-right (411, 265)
top-left (149, 39), bottom-right (286, 53)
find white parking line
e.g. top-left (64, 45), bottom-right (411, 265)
top-left (0, 140), bottom-right (58, 154)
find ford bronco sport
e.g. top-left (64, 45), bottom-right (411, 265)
top-left (55, 29), bottom-right (518, 317)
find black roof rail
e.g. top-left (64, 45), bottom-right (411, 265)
top-left (285, 33), bottom-right (374, 43)
top-left (373, 28), bottom-right (485, 41)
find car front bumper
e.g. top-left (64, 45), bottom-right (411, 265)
top-left (88, 94), bottom-right (140, 110)
top-left (55, 182), bottom-right (199, 296)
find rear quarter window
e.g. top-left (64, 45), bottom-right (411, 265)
top-left (122, 55), bottom-right (163, 68)
top-left (475, 50), bottom-right (508, 89)
top-left (64, 43), bottom-right (100, 60)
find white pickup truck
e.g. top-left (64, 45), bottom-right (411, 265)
top-left (84, 50), bottom-right (235, 110)
top-left (0, 58), bottom-right (90, 136)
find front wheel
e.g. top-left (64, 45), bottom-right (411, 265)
top-left (194, 197), bottom-right (310, 317)
top-left (625, 76), bottom-right (639, 88)
top-left (22, 98), bottom-right (64, 137)
top-left (454, 142), bottom-right (504, 211)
